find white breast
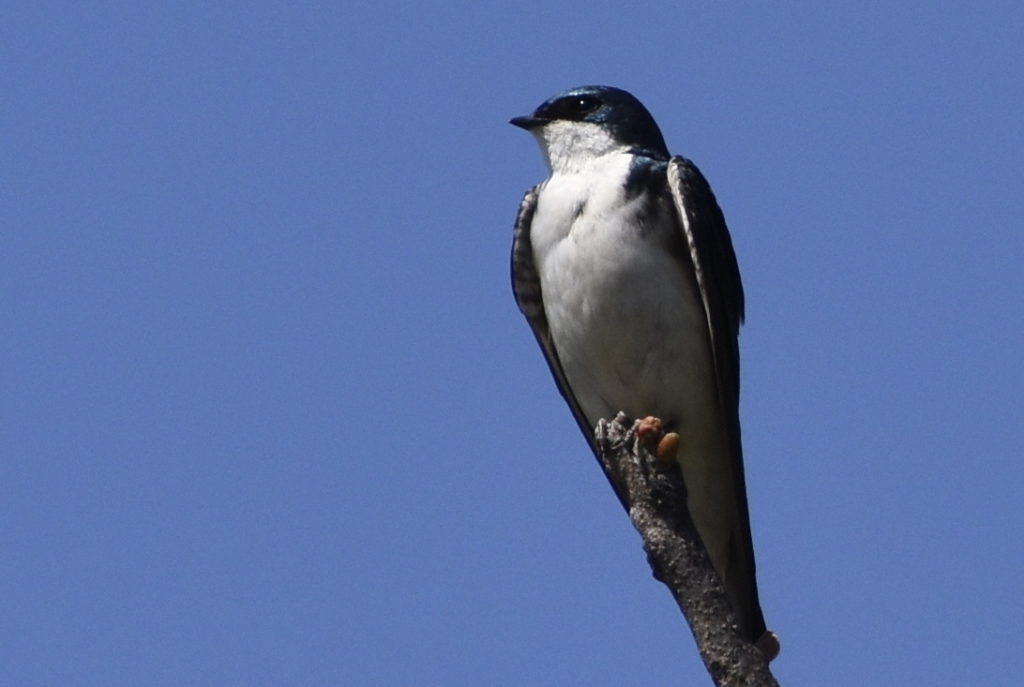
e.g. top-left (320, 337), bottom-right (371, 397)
top-left (530, 152), bottom-right (722, 447)
top-left (528, 149), bottom-right (743, 580)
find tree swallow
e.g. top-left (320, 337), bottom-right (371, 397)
top-left (510, 85), bottom-right (771, 649)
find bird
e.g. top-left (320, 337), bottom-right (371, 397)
top-left (509, 85), bottom-right (774, 655)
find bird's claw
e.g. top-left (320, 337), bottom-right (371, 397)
top-left (636, 416), bottom-right (664, 446)
top-left (636, 416), bottom-right (680, 463)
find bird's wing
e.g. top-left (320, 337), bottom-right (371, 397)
top-left (666, 156), bottom-right (745, 418)
top-left (667, 156), bottom-right (766, 640)
top-left (511, 185), bottom-right (629, 508)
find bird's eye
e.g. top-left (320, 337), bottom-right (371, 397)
top-left (569, 96), bottom-right (600, 113)
top-left (535, 93), bottom-right (604, 122)
top-left (545, 94), bottom-right (601, 121)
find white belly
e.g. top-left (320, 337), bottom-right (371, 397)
top-left (531, 159), bottom-right (721, 447)
top-left (530, 156), bottom-right (738, 572)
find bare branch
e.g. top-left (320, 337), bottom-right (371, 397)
top-left (595, 413), bottom-right (780, 687)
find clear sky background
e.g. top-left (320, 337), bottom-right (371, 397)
top-left (3, 2), bottom-right (1022, 685)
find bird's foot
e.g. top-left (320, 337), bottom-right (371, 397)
top-left (635, 416), bottom-right (664, 445)
top-left (656, 432), bottom-right (680, 462)
top-left (636, 416), bottom-right (680, 463)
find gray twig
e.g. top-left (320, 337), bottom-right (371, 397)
top-left (595, 413), bottom-right (780, 687)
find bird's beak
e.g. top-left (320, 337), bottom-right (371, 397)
top-left (510, 115), bottom-right (548, 130)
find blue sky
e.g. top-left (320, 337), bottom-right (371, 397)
top-left (3, 2), bottom-right (1022, 685)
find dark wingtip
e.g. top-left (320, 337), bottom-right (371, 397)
top-left (755, 630), bottom-right (781, 662)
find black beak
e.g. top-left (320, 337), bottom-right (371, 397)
top-left (510, 115), bottom-right (547, 130)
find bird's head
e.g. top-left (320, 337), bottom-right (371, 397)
top-left (511, 85), bottom-right (669, 173)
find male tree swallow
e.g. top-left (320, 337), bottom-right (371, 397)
top-left (510, 85), bottom-right (772, 650)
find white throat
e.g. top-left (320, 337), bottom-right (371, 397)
top-left (531, 120), bottom-right (625, 175)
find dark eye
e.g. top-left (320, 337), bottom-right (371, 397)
top-left (547, 94), bottom-right (601, 120)
top-left (568, 95), bottom-right (600, 114)
top-left (535, 93), bottom-right (603, 122)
